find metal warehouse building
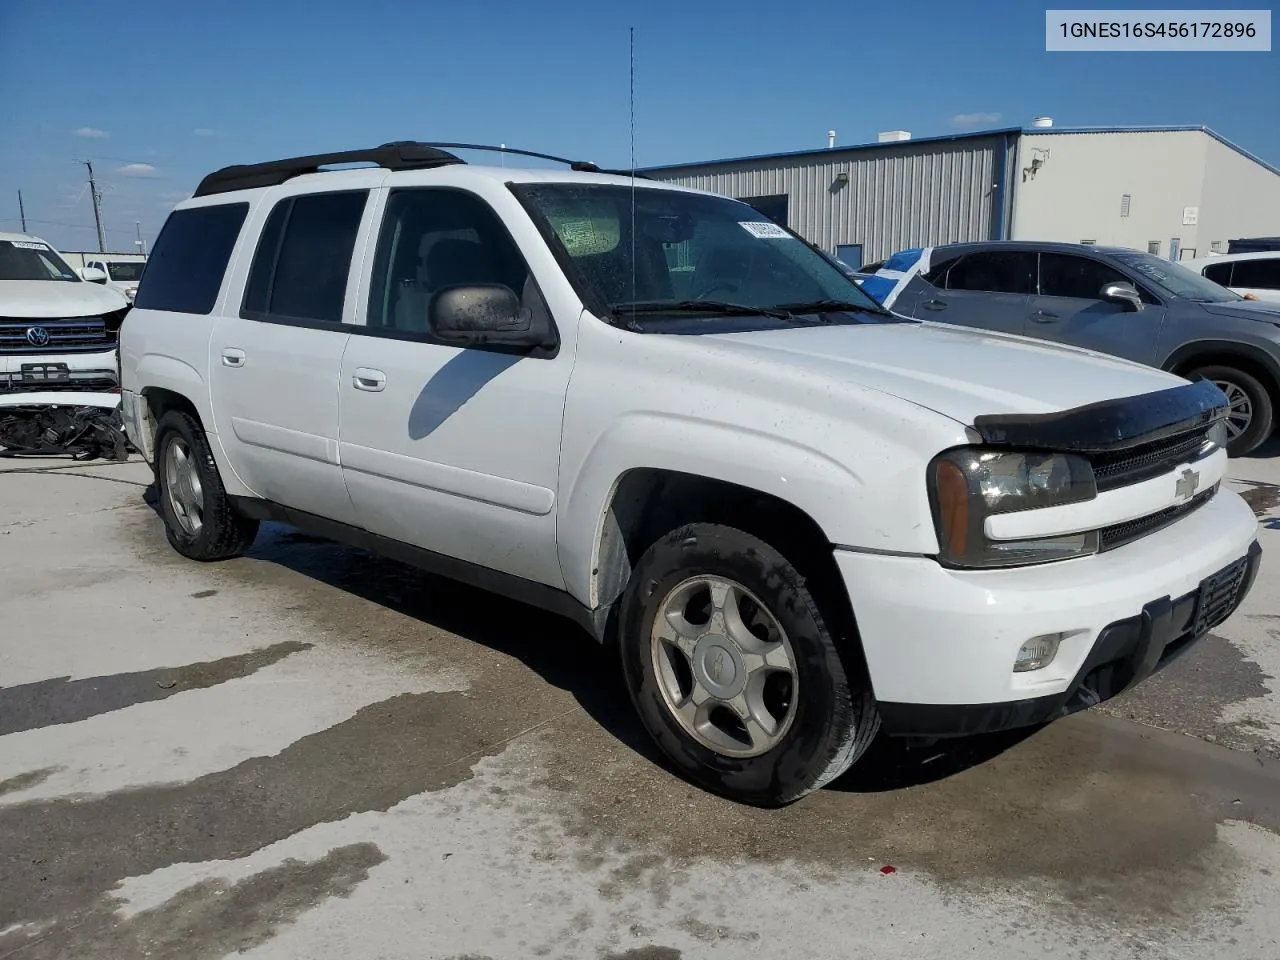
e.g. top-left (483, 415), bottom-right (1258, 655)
top-left (643, 124), bottom-right (1280, 269)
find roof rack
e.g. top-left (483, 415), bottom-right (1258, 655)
top-left (192, 140), bottom-right (650, 197)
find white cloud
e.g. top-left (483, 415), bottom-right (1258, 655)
top-left (949, 112), bottom-right (1003, 128)
top-left (117, 163), bottom-right (159, 178)
top-left (193, 128), bottom-right (218, 137)
top-left (73, 127), bottom-right (109, 138)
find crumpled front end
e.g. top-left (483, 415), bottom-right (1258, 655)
top-left (0, 390), bottom-right (130, 460)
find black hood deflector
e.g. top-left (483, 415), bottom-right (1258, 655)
top-left (972, 378), bottom-right (1227, 452)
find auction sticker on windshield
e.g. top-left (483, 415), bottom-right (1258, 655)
top-left (739, 221), bottom-right (790, 239)
top-left (8, 241), bottom-right (51, 251)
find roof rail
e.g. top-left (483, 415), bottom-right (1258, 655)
top-left (192, 140), bottom-right (650, 197)
top-left (192, 141), bottom-right (464, 197)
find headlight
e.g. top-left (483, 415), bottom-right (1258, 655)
top-left (1207, 418), bottom-right (1228, 451)
top-left (929, 448), bottom-right (1099, 568)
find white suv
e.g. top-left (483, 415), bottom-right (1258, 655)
top-left (1, 232), bottom-right (127, 393)
top-left (119, 142), bottom-right (1261, 806)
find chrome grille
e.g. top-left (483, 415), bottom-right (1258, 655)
top-left (0, 316), bottom-right (110, 354)
top-left (1090, 428), bottom-right (1212, 492)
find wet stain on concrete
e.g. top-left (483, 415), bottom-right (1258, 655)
top-left (1102, 633), bottom-right (1279, 759)
top-left (0, 680), bottom-right (558, 935)
top-left (0, 842), bottom-right (385, 960)
top-left (604, 949), bottom-right (682, 960)
top-left (675, 916), bottom-right (760, 943)
top-left (0, 641), bottom-right (312, 736)
top-left (0, 766), bottom-right (62, 797)
top-left (1239, 482), bottom-right (1280, 516)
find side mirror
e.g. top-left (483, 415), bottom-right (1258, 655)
top-left (80, 266), bottom-right (108, 283)
top-left (429, 284), bottom-right (541, 347)
top-left (1100, 281), bottom-right (1143, 312)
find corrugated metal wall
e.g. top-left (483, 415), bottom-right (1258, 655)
top-left (648, 136), bottom-right (1004, 263)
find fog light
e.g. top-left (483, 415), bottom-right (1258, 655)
top-left (1014, 633), bottom-right (1063, 672)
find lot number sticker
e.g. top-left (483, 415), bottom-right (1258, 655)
top-left (8, 241), bottom-right (51, 251)
top-left (739, 221), bottom-right (790, 239)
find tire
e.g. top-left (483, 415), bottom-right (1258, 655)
top-left (153, 410), bottom-right (259, 561)
top-left (618, 523), bottom-right (880, 807)
top-left (1189, 365), bottom-right (1273, 457)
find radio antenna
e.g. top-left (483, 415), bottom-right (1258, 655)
top-left (629, 25), bottom-right (637, 323)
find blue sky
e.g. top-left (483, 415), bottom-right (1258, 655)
top-left (1, 0), bottom-right (1275, 253)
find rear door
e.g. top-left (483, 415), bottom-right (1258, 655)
top-left (1029, 252), bottom-right (1166, 364)
top-left (907, 249), bottom-right (1036, 335)
top-left (209, 186), bottom-right (373, 523)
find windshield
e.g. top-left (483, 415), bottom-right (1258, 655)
top-left (1111, 251), bottom-right (1242, 302)
top-left (515, 184), bottom-right (886, 326)
top-left (106, 261), bottom-right (146, 282)
top-left (0, 239), bottom-right (79, 282)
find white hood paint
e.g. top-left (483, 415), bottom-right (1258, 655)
top-left (701, 319), bottom-right (1187, 427)
top-left (0, 280), bottom-right (128, 317)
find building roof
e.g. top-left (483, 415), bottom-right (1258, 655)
top-left (643, 124), bottom-right (1279, 178)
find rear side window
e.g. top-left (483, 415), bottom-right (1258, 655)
top-left (242, 191), bottom-right (368, 324)
top-left (133, 203), bottom-right (248, 313)
top-left (1038, 253), bottom-right (1129, 299)
top-left (945, 251), bottom-right (1036, 294)
top-left (1231, 258), bottom-right (1280, 290)
top-left (1202, 261), bottom-right (1234, 285)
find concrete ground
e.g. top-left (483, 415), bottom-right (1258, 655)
top-left (2, 445), bottom-right (1279, 960)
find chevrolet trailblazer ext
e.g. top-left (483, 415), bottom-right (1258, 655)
top-left (120, 143), bottom-right (1260, 806)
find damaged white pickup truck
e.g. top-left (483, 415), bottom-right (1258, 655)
top-left (0, 232), bottom-right (130, 460)
top-left (120, 143), bottom-right (1262, 806)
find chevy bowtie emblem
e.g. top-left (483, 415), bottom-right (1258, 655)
top-left (1175, 468), bottom-right (1200, 501)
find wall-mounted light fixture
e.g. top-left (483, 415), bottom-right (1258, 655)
top-left (833, 171), bottom-right (849, 187)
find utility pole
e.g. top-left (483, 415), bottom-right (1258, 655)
top-left (78, 160), bottom-right (106, 253)
top-left (17, 190), bottom-right (27, 233)
top-left (135, 220), bottom-right (146, 256)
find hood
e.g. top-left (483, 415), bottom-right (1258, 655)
top-left (1197, 299), bottom-right (1280, 324)
top-left (701, 320), bottom-right (1186, 427)
top-left (0, 280), bottom-right (128, 317)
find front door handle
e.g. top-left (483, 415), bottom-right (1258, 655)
top-left (921, 299), bottom-right (947, 311)
top-left (221, 348), bottom-right (246, 368)
top-left (1029, 311), bottom-right (1061, 323)
top-left (353, 368), bottom-right (387, 392)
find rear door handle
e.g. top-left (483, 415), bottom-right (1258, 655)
top-left (353, 368), bottom-right (387, 392)
top-left (921, 299), bottom-right (947, 312)
top-left (1029, 311), bottom-right (1060, 323)
top-left (221, 348), bottom-right (246, 368)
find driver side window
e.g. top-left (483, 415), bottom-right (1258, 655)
top-left (1038, 253), bottom-right (1156, 303)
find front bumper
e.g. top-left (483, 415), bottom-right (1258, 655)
top-left (835, 487), bottom-right (1261, 734)
top-left (876, 539), bottom-right (1261, 737)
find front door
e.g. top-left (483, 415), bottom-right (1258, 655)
top-left (209, 189), bottom-right (370, 523)
top-left (337, 185), bottom-right (573, 588)
top-left (1027, 252), bottom-right (1167, 365)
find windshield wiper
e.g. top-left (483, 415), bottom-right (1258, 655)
top-left (610, 299), bottom-right (795, 321)
top-left (772, 298), bottom-right (892, 317)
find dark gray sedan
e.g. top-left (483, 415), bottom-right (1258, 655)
top-left (880, 241), bottom-right (1280, 455)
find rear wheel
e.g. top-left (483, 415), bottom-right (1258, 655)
top-left (618, 523), bottom-right (879, 807)
top-left (154, 410), bottom-right (258, 560)
top-left (1189, 365), bottom-right (1273, 456)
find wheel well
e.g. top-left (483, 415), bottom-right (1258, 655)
top-left (1169, 350), bottom-right (1280, 405)
top-left (140, 388), bottom-right (202, 456)
top-left (594, 469), bottom-right (865, 667)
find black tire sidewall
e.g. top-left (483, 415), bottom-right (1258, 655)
top-left (154, 411), bottom-right (251, 559)
top-left (619, 524), bottom-right (860, 806)
top-left (1192, 365), bottom-right (1273, 456)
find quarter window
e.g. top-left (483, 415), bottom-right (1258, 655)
top-left (242, 191), bottom-right (368, 324)
top-left (1202, 261), bottom-right (1234, 285)
top-left (133, 203), bottom-right (248, 314)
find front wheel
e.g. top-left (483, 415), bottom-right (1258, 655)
top-left (1189, 365), bottom-right (1274, 457)
top-left (618, 523), bottom-right (879, 807)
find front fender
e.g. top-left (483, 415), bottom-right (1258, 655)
top-left (557, 412), bottom-right (939, 606)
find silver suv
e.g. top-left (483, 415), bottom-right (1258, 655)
top-left (885, 241), bottom-right (1280, 456)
